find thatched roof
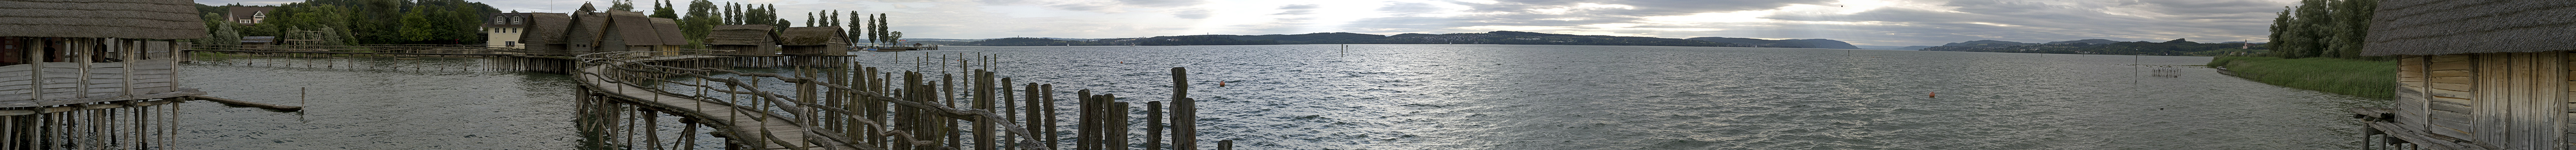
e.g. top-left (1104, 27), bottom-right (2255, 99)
top-left (566, 12), bottom-right (608, 46)
top-left (520, 12), bottom-right (570, 44)
top-left (2361, 0), bottom-right (2576, 56)
top-left (647, 18), bottom-right (687, 46)
top-left (780, 26), bottom-right (844, 46)
top-left (606, 11), bottom-right (684, 46)
top-left (0, 0), bottom-right (210, 39)
top-left (707, 24), bottom-right (774, 46)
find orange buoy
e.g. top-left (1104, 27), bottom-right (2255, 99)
top-left (1219, 81), bottom-right (1227, 87)
top-left (1930, 92), bottom-right (1937, 98)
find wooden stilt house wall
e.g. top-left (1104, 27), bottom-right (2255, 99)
top-left (780, 26), bottom-right (847, 56)
top-left (521, 12), bottom-right (571, 56)
top-left (707, 24), bottom-right (778, 56)
top-left (2359, 0), bottom-right (2576, 150)
top-left (0, 0), bottom-right (209, 106)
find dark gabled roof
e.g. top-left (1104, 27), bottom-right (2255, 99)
top-left (566, 12), bottom-right (609, 46)
top-left (648, 18), bottom-right (687, 46)
top-left (707, 24), bottom-right (775, 46)
top-left (2361, 0), bottom-right (2576, 56)
top-left (520, 12), bottom-right (570, 44)
top-left (780, 26), bottom-right (844, 46)
top-left (0, 0), bottom-right (210, 39)
top-left (607, 11), bottom-right (684, 46)
top-left (227, 6), bottom-right (274, 21)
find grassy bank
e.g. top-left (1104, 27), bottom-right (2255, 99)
top-left (2207, 56), bottom-right (2396, 100)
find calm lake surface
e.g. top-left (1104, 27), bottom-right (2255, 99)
top-left (177, 44), bottom-right (2382, 150)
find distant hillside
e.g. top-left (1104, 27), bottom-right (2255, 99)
top-left (1921, 38), bottom-right (2264, 56)
top-left (1684, 37), bottom-right (1860, 49)
top-left (1856, 46), bottom-right (1929, 50)
top-left (952, 31), bottom-right (1796, 48)
top-left (1939, 40), bottom-right (2035, 47)
top-left (1895, 46), bottom-right (1934, 50)
top-left (2043, 39), bottom-right (2120, 45)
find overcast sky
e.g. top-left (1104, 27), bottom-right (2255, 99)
top-left (199, 0), bottom-right (2297, 46)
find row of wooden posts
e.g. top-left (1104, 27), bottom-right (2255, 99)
top-left (579, 53), bottom-right (1238, 150)
top-left (0, 98), bottom-right (185, 150)
top-left (185, 50), bottom-right (581, 73)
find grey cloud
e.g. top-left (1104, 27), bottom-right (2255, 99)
top-left (1377, 2), bottom-right (1439, 14)
top-left (1118, 0), bottom-right (1202, 7)
top-left (1170, 8), bottom-right (1212, 19)
top-left (1274, 4), bottom-right (1319, 15)
top-left (1459, 0), bottom-right (1833, 16)
top-left (1278, 4), bottom-right (1319, 10)
top-left (1045, 3), bottom-right (1112, 12)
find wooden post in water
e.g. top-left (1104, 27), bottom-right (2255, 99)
top-left (974, 70), bottom-right (995, 150)
top-left (1170, 67), bottom-right (1195, 150)
top-left (1023, 82), bottom-right (1042, 150)
top-left (1076, 90), bottom-right (1094, 150)
top-left (1147, 101), bottom-right (1163, 150)
top-left (1042, 84), bottom-right (1058, 150)
top-left (1000, 77), bottom-right (1016, 150)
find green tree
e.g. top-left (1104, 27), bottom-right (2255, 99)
top-left (651, 0), bottom-right (676, 19)
top-left (398, 6), bottom-right (436, 42)
top-left (2267, 8), bottom-right (2289, 56)
top-left (2329, 0), bottom-right (2377, 60)
top-left (610, 0), bottom-right (634, 12)
top-left (683, 0), bottom-right (717, 48)
top-left (848, 12), bottom-right (862, 44)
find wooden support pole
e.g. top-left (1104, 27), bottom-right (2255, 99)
top-left (1171, 67), bottom-right (1194, 150)
top-left (1000, 78), bottom-right (1015, 150)
top-left (1023, 83), bottom-right (1041, 150)
top-left (1042, 84), bottom-right (1057, 150)
top-left (974, 70), bottom-right (995, 150)
top-left (1075, 90), bottom-right (1093, 150)
top-left (1147, 101), bottom-right (1162, 150)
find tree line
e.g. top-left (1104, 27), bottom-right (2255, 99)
top-left (2266, 0), bottom-right (2378, 60)
top-left (193, 0), bottom-right (906, 48)
top-left (194, 0), bottom-right (498, 46)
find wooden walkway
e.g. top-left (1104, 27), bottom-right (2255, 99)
top-left (575, 56), bottom-right (848, 150)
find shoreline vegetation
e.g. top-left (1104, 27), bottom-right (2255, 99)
top-left (2207, 56), bottom-right (2394, 100)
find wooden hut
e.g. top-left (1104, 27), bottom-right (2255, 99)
top-left (780, 26), bottom-right (848, 56)
top-left (707, 24), bottom-right (779, 56)
top-left (563, 4), bottom-right (612, 55)
top-left (597, 11), bottom-right (686, 57)
top-left (2353, 0), bottom-right (2576, 150)
top-left (0, 0), bottom-right (208, 106)
top-left (519, 12), bottom-right (571, 55)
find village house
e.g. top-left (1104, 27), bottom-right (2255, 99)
top-left (2351, 0), bottom-right (2576, 150)
top-left (707, 24), bottom-right (779, 56)
top-left (485, 12), bottom-right (531, 48)
top-left (226, 6), bottom-right (275, 26)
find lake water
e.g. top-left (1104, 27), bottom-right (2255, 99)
top-left (175, 44), bottom-right (2382, 150)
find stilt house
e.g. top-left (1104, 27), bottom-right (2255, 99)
top-left (707, 24), bottom-right (779, 56)
top-left (539, 3), bottom-right (686, 57)
top-left (0, 0), bottom-right (207, 108)
top-left (780, 26), bottom-right (848, 56)
top-left (520, 12), bottom-right (571, 55)
top-left (2353, 0), bottom-right (2576, 150)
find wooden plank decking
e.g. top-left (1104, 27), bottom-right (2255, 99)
top-left (576, 55), bottom-right (850, 150)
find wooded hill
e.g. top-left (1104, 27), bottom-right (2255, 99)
top-left (957, 30), bottom-right (1862, 49)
